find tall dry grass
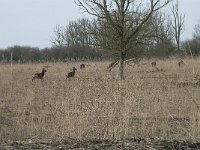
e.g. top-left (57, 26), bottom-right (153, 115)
top-left (1, 58), bottom-right (200, 143)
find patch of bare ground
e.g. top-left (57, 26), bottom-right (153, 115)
top-left (1, 138), bottom-right (200, 149)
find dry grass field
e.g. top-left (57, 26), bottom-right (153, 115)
top-left (1, 58), bottom-right (200, 146)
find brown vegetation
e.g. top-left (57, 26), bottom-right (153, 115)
top-left (1, 58), bottom-right (200, 144)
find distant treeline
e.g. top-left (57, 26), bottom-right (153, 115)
top-left (0, 44), bottom-right (176, 63)
top-left (0, 45), bottom-right (104, 62)
top-left (1, 38), bottom-right (200, 63)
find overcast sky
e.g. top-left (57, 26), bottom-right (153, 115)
top-left (0, 0), bottom-right (199, 49)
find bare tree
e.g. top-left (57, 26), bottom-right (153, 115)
top-left (51, 18), bottom-right (94, 48)
top-left (193, 20), bottom-right (200, 40)
top-left (76, 0), bottom-right (171, 80)
top-left (147, 12), bottom-right (175, 56)
top-left (51, 25), bottom-right (65, 48)
top-left (153, 12), bottom-right (173, 43)
top-left (171, 0), bottom-right (185, 52)
top-left (64, 18), bottom-right (93, 47)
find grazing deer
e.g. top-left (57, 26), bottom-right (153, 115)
top-left (80, 64), bottom-right (85, 69)
top-left (178, 60), bottom-right (185, 67)
top-left (151, 61), bottom-right (156, 67)
top-left (32, 68), bottom-right (47, 82)
top-left (66, 67), bottom-right (77, 79)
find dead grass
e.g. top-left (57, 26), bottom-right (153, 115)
top-left (1, 58), bottom-right (200, 143)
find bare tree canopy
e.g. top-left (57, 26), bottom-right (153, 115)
top-left (193, 20), bottom-right (200, 40)
top-left (51, 25), bottom-right (65, 48)
top-left (76, 0), bottom-right (172, 80)
top-left (51, 18), bottom-right (94, 48)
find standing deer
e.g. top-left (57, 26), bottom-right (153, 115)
top-left (32, 68), bottom-right (47, 82)
top-left (178, 60), bottom-right (185, 67)
top-left (151, 61), bottom-right (157, 67)
top-left (80, 64), bottom-right (85, 69)
top-left (66, 67), bottom-right (77, 79)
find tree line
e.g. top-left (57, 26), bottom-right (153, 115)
top-left (0, 45), bottom-right (103, 62)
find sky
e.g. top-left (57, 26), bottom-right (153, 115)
top-left (0, 0), bottom-right (200, 49)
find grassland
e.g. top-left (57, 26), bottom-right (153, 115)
top-left (1, 58), bottom-right (200, 144)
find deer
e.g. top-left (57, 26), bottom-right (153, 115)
top-left (178, 60), bottom-right (185, 67)
top-left (66, 67), bottom-right (77, 79)
top-left (151, 61), bottom-right (156, 67)
top-left (32, 68), bottom-right (47, 82)
top-left (80, 64), bottom-right (85, 69)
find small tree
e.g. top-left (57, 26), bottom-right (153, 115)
top-left (193, 20), bottom-right (200, 40)
top-left (76, 0), bottom-right (171, 80)
top-left (182, 20), bottom-right (200, 56)
top-left (171, 0), bottom-right (185, 52)
top-left (147, 12), bottom-right (175, 57)
top-left (64, 18), bottom-right (94, 47)
top-left (51, 25), bottom-right (65, 48)
top-left (51, 18), bottom-right (94, 48)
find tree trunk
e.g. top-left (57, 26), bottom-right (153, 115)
top-left (119, 51), bottom-right (125, 80)
top-left (177, 40), bottom-right (180, 51)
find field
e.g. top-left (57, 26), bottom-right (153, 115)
top-left (1, 58), bottom-right (200, 149)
